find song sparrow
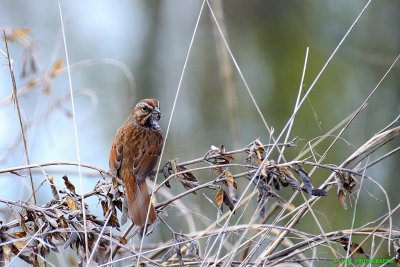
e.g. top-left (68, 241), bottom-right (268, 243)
top-left (109, 99), bottom-right (163, 226)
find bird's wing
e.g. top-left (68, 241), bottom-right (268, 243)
top-left (109, 137), bottom-right (124, 177)
top-left (132, 131), bottom-right (163, 184)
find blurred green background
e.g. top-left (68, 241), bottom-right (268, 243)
top-left (1, 0), bottom-right (399, 265)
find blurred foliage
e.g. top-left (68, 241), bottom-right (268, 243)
top-left (0, 0), bottom-right (399, 265)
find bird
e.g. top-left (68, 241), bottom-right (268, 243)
top-left (109, 99), bottom-right (163, 227)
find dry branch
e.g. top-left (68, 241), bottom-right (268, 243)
top-left (0, 131), bottom-right (398, 266)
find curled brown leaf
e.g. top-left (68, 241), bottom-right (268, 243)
top-left (62, 175), bottom-right (76, 195)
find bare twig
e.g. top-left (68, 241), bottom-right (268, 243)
top-left (3, 29), bottom-right (37, 204)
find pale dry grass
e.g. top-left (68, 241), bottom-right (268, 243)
top-left (0, 0), bottom-right (399, 266)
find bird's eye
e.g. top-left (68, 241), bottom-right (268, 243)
top-left (142, 106), bottom-right (149, 112)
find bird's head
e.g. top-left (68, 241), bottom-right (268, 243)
top-left (133, 98), bottom-right (161, 130)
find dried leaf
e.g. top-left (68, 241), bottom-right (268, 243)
top-left (225, 170), bottom-right (236, 188)
top-left (254, 148), bottom-right (264, 165)
top-left (226, 176), bottom-right (238, 204)
top-left (255, 155), bottom-right (263, 166)
top-left (43, 213), bottom-right (58, 228)
top-left (26, 210), bottom-right (36, 222)
top-left (205, 144), bottom-right (234, 164)
top-left (7, 28), bottom-right (30, 41)
top-left (46, 236), bottom-right (59, 253)
top-left (164, 160), bottom-right (199, 192)
top-left (261, 164), bottom-right (268, 178)
top-left (278, 177), bottom-right (289, 187)
top-left (311, 188), bottom-right (327, 196)
top-left (115, 235), bottom-right (127, 245)
top-left (20, 46), bottom-right (38, 77)
top-left (281, 168), bottom-right (301, 190)
top-left (42, 82), bottom-right (51, 94)
top-left (64, 232), bottom-right (79, 249)
top-left (10, 243), bottom-right (20, 255)
top-left (343, 173), bottom-right (357, 192)
top-left (179, 179), bottom-right (199, 193)
top-left (109, 212), bottom-right (120, 228)
top-left (175, 165), bottom-right (199, 193)
top-left (8, 243), bottom-right (33, 264)
top-left (25, 79), bottom-right (38, 89)
top-left (174, 233), bottom-right (200, 260)
top-left (339, 236), bottom-right (365, 255)
top-left (12, 231), bottom-right (26, 250)
top-left (99, 183), bottom-right (111, 195)
top-left (337, 189), bottom-right (348, 209)
top-left (178, 166), bottom-right (198, 183)
top-left (52, 232), bottom-right (66, 242)
top-left (222, 190), bottom-right (235, 212)
top-left (294, 166), bottom-right (313, 194)
top-left (214, 166), bottom-right (223, 176)
top-left (16, 248), bottom-right (34, 264)
top-left (272, 177), bottom-right (281, 191)
top-left (111, 176), bottom-right (119, 189)
top-left (162, 245), bottom-right (183, 266)
top-left (162, 162), bottom-right (172, 189)
top-left (113, 199), bottom-right (123, 211)
top-left (220, 154), bottom-right (235, 163)
top-left (66, 197), bottom-right (78, 210)
top-left (58, 216), bottom-right (68, 228)
top-left (38, 241), bottom-right (49, 257)
top-left (33, 257), bottom-right (39, 267)
top-left (216, 188), bottom-right (224, 207)
top-left (19, 215), bottom-right (29, 233)
top-left (101, 200), bottom-right (108, 216)
top-left (186, 238), bottom-right (201, 261)
top-left (50, 59), bottom-right (64, 77)
top-left (162, 233), bottom-right (198, 265)
top-left (48, 176), bottom-right (59, 200)
top-left (254, 178), bottom-right (286, 203)
top-left (171, 160), bottom-right (178, 174)
top-left (257, 145), bottom-right (265, 156)
top-left (11, 231), bottom-right (26, 239)
top-left (62, 175), bottom-right (76, 194)
top-left (247, 139), bottom-right (265, 165)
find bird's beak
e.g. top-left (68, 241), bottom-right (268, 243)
top-left (152, 107), bottom-right (161, 115)
top-left (151, 107), bottom-right (161, 121)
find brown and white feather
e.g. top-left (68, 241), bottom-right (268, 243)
top-left (109, 98), bottom-right (163, 226)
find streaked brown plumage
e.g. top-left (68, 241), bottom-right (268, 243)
top-left (109, 99), bottom-right (163, 226)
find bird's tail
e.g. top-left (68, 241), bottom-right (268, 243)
top-left (125, 181), bottom-right (156, 227)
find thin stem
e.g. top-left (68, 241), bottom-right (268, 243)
top-left (3, 29), bottom-right (37, 204)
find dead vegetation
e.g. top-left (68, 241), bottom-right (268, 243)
top-left (1, 3), bottom-right (400, 266)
